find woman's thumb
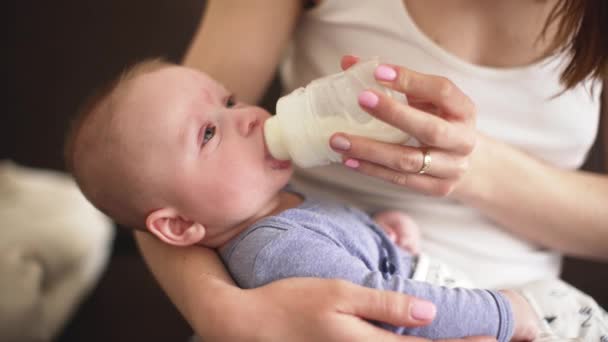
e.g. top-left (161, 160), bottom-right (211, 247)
top-left (344, 284), bottom-right (436, 327)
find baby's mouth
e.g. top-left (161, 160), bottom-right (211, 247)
top-left (262, 132), bottom-right (291, 170)
top-left (269, 158), bottom-right (292, 170)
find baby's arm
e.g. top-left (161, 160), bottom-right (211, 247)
top-left (374, 210), bottom-right (421, 254)
top-left (226, 227), bottom-right (515, 341)
top-left (372, 212), bottom-right (539, 340)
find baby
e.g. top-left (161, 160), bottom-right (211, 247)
top-left (65, 60), bottom-right (607, 341)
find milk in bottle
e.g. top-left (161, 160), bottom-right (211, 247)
top-left (264, 58), bottom-right (409, 168)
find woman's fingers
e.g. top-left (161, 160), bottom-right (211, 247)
top-left (340, 56), bottom-right (475, 124)
top-left (332, 56), bottom-right (477, 197)
top-left (358, 90), bottom-right (476, 155)
top-left (355, 325), bottom-right (434, 342)
top-left (331, 134), bottom-right (469, 180)
top-left (338, 280), bottom-right (436, 327)
top-left (340, 283), bottom-right (495, 342)
top-left (341, 55), bottom-right (360, 70)
top-left (374, 64), bottom-right (476, 124)
top-left (346, 158), bottom-right (457, 197)
top-left (253, 277), bottom-right (494, 342)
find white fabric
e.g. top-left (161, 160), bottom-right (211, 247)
top-left (516, 278), bottom-right (608, 341)
top-left (280, 0), bottom-right (602, 288)
top-left (414, 254), bottom-right (608, 341)
top-left (411, 253), bottom-right (473, 289)
top-left (0, 160), bottom-right (114, 342)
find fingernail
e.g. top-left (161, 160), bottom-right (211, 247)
top-left (358, 91), bottom-right (379, 108)
top-left (375, 65), bottom-right (397, 81)
top-left (411, 300), bottom-right (436, 321)
top-left (344, 158), bottom-right (360, 169)
top-left (330, 135), bottom-right (351, 151)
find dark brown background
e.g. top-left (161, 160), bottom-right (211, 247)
top-left (12, 1), bottom-right (607, 341)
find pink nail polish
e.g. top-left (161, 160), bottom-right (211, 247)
top-left (330, 135), bottom-right (351, 151)
top-left (411, 300), bottom-right (436, 321)
top-left (375, 65), bottom-right (397, 81)
top-left (344, 158), bottom-right (360, 168)
top-left (358, 91), bottom-right (379, 108)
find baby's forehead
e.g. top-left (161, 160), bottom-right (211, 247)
top-left (140, 66), bottom-right (226, 96)
top-left (115, 66), bottom-right (224, 118)
top-left (115, 65), bottom-right (225, 131)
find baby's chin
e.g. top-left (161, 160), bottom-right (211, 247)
top-left (268, 165), bottom-right (294, 194)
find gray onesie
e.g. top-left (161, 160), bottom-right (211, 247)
top-left (219, 195), bottom-right (513, 341)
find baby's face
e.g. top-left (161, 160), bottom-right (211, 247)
top-left (116, 66), bottom-right (293, 232)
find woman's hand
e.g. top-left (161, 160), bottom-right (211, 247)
top-left (231, 278), bottom-right (495, 342)
top-left (330, 55), bottom-right (477, 197)
top-left (136, 233), bottom-right (494, 342)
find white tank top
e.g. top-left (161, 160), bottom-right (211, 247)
top-left (280, 0), bottom-right (602, 288)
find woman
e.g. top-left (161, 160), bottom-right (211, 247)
top-left (136, 0), bottom-right (607, 340)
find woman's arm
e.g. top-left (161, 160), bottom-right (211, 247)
top-left (136, 232), bottom-right (495, 342)
top-left (455, 118), bottom-right (608, 260)
top-left (182, 0), bottom-right (301, 103)
top-left (134, 232), bottom-right (235, 334)
top-left (331, 59), bottom-right (608, 260)
top-left (452, 81), bottom-right (608, 260)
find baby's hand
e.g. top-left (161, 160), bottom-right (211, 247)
top-left (373, 210), bottom-right (421, 255)
top-left (498, 290), bottom-right (540, 342)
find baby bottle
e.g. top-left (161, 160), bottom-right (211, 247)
top-left (264, 58), bottom-right (409, 168)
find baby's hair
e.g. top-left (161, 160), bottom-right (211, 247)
top-left (64, 57), bottom-right (172, 231)
top-left (65, 58), bottom-right (169, 174)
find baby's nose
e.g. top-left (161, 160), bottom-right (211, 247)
top-left (238, 114), bottom-right (260, 137)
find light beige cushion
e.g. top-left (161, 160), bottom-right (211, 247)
top-left (0, 160), bottom-right (114, 342)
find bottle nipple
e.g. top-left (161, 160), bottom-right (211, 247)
top-left (263, 116), bottom-right (290, 160)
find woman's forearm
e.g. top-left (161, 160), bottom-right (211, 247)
top-left (455, 134), bottom-right (608, 260)
top-left (182, 0), bottom-right (301, 104)
top-left (135, 232), bottom-right (459, 342)
top-left (134, 232), bottom-right (244, 337)
top-left (456, 85), bottom-right (608, 260)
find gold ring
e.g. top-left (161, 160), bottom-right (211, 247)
top-left (418, 150), bottom-right (431, 175)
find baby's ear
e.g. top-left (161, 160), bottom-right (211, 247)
top-left (146, 208), bottom-right (205, 246)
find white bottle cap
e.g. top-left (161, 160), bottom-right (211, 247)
top-left (263, 116), bottom-right (290, 160)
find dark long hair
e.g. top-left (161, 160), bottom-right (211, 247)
top-left (545, 0), bottom-right (608, 88)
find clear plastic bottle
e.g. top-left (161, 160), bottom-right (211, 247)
top-left (264, 58), bottom-right (409, 168)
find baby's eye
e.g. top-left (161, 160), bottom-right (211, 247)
top-left (226, 95), bottom-right (236, 108)
top-left (202, 125), bottom-right (216, 145)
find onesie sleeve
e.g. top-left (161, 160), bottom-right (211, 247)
top-left (247, 228), bottom-right (514, 342)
